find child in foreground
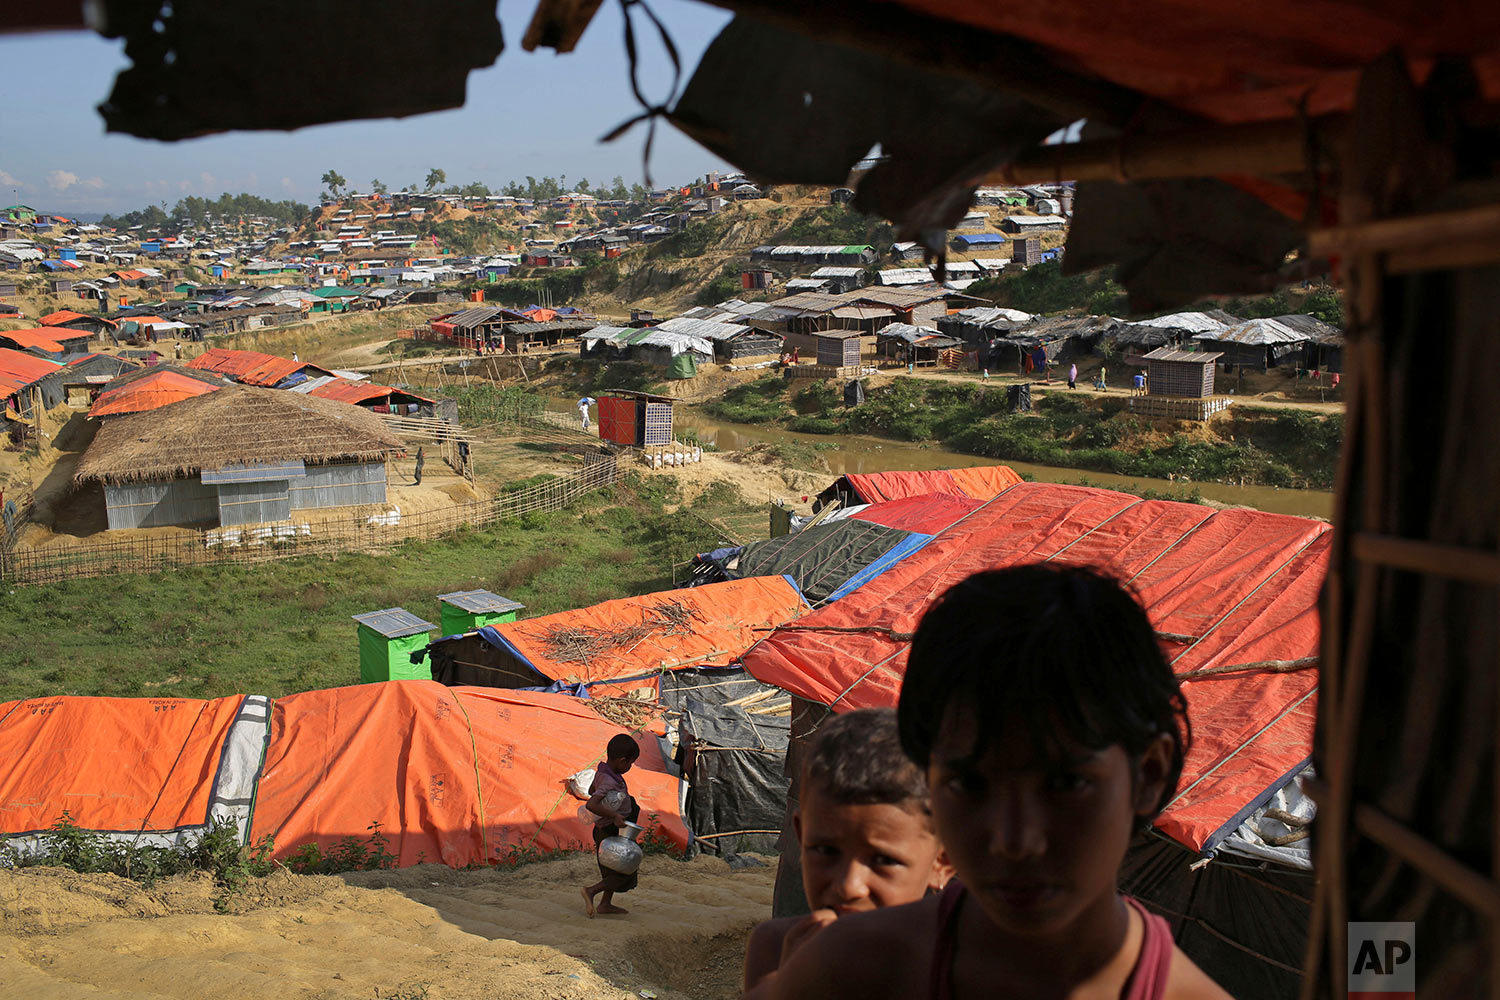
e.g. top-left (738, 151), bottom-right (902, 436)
top-left (751, 565), bottom-right (1232, 999)
top-left (580, 733), bottom-right (641, 918)
top-left (741, 708), bottom-right (952, 991)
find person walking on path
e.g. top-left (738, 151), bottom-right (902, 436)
top-left (413, 446), bottom-right (425, 486)
top-left (1068, 363), bottom-right (1078, 389)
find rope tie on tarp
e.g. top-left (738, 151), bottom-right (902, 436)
top-left (601, 0), bottom-right (683, 189)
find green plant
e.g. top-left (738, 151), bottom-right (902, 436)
top-left (283, 823), bottom-right (398, 875)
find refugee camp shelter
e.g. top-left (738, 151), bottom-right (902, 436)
top-left (436, 589), bottom-right (525, 635)
top-left (421, 576), bottom-right (807, 696)
top-left (598, 389), bottom-right (674, 447)
top-left (88, 366), bottom-right (223, 418)
top-left (814, 328), bottom-right (864, 367)
top-left (1143, 347), bottom-right (1221, 397)
top-left (1195, 317), bottom-right (1308, 370)
top-left (0, 682), bottom-right (690, 868)
top-left (72, 385), bottom-right (405, 529)
top-left (354, 608), bottom-right (436, 683)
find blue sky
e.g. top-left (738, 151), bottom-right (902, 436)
top-left (0, 1), bottom-right (734, 217)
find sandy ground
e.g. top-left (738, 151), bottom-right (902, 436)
top-left (0, 853), bottom-right (774, 1000)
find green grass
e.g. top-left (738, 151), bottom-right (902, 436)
top-left (702, 375), bottom-right (1340, 489)
top-left (0, 476), bottom-right (748, 703)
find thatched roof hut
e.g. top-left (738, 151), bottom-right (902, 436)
top-left (75, 384), bottom-right (405, 487)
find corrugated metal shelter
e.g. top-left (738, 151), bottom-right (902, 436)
top-left (1194, 317), bottom-right (1308, 369)
top-left (73, 385), bottom-right (403, 530)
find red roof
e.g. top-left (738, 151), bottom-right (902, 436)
top-left (89, 370), bottom-right (222, 417)
top-left (0, 347), bottom-right (64, 391)
top-left (124, 315), bottom-right (168, 326)
top-left (186, 347), bottom-right (331, 386)
top-left (0, 330), bottom-right (65, 353)
top-left (742, 481), bottom-right (1330, 855)
top-left (308, 377), bottom-right (435, 406)
top-left (41, 310), bottom-right (116, 329)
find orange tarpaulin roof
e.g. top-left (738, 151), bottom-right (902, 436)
top-left (0, 346), bottom-right (64, 390)
top-left (89, 369), bottom-right (222, 417)
top-left (835, 465), bottom-right (1023, 504)
top-left (485, 576), bottom-right (807, 695)
top-left (249, 682), bottom-right (687, 866)
top-left (742, 481), bottom-right (1329, 855)
top-left (0, 694), bottom-right (248, 836)
top-left (41, 309), bottom-right (115, 329)
top-left (0, 329), bottom-right (65, 353)
top-left (0, 682), bottom-right (689, 867)
top-left (188, 347), bottom-right (330, 386)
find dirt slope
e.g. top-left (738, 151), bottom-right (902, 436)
top-left (0, 853), bottom-right (774, 1000)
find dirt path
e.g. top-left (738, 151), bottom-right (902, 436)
top-left (878, 366), bottom-right (1346, 413)
top-left (0, 853), bottom-right (774, 1000)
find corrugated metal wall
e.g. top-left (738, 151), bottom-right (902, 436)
top-left (288, 461), bottom-right (387, 510)
top-left (103, 478), bottom-right (218, 530)
top-left (216, 480), bottom-right (292, 526)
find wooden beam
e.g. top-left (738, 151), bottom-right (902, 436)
top-left (1352, 533), bottom-right (1500, 585)
top-left (1354, 802), bottom-right (1500, 921)
top-left (984, 115), bottom-right (1347, 187)
top-left (699, 0), bottom-right (1168, 129)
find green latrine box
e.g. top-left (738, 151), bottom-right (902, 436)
top-left (353, 608), bottom-right (437, 683)
top-left (437, 590), bottom-right (526, 635)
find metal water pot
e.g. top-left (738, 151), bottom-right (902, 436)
top-left (598, 820), bottom-right (644, 875)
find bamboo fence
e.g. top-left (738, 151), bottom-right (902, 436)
top-left (0, 453), bottom-right (621, 586)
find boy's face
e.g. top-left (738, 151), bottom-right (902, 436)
top-left (794, 785), bottom-right (950, 915)
top-left (609, 753), bottom-right (636, 775)
top-left (926, 709), bottom-right (1171, 938)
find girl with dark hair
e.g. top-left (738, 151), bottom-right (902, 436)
top-left (751, 565), bottom-right (1231, 1000)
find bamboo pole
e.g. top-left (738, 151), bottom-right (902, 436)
top-left (984, 114), bottom-right (1347, 187)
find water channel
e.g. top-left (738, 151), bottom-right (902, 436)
top-left (551, 399), bottom-right (1334, 519)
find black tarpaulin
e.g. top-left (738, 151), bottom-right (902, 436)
top-left (735, 518), bottom-right (910, 605)
top-left (1119, 836), bottom-right (1312, 1000)
top-left (678, 693), bottom-right (791, 857)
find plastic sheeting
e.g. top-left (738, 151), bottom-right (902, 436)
top-left (0, 694), bottom-right (251, 844)
top-left (679, 694), bottom-right (791, 856)
top-left (736, 519), bottom-right (916, 605)
top-left (828, 465), bottom-right (1023, 505)
top-left (250, 683), bottom-right (687, 866)
top-left (742, 482), bottom-right (1330, 854)
top-left (1121, 834), bottom-right (1312, 1000)
top-left (470, 576), bottom-right (808, 696)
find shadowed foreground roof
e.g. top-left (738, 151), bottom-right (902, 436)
top-left (75, 384), bottom-right (405, 485)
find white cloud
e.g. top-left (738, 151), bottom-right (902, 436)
top-left (179, 180), bottom-right (192, 192)
top-left (47, 170), bottom-right (79, 192)
top-left (83, 177), bottom-right (105, 191)
top-left (0, 169), bottom-right (19, 187)
top-left (199, 171), bottom-right (216, 190)
top-left (280, 176), bottom-right (294, 190)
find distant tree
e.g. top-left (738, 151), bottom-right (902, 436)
top-left (610, 176), bottom-right (628, 200)
top-left (371, 178), bottom-right (388, 195)
top-left (503, 180), bottom-right (524, 197)
top-left (320, 169), bottom-right (347, 198)
top-left (575, 177), bottom-right (591, 195)
top-left (629, 182), bottom-right (647, 202)
top-left (425, 168), bottom-right (447, 192)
